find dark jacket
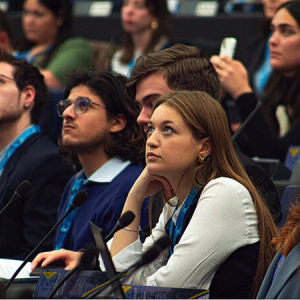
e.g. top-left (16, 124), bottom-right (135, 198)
top-left (0, 133), bottom-right (73, 259)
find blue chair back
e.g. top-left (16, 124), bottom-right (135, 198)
top-left (278, 185), bottom-right (300, 227)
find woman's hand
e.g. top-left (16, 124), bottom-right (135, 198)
top-left (31, 249), bottom-right (83, 271)
top-left (128, 168), bottom-right (174, 204)
top-left (210, 56), bottom-right (253, 99)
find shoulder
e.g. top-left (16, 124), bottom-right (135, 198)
top-left (203, 177), bottom-right (250, 196)
top-left (59, 37), bottom-right (90, 48)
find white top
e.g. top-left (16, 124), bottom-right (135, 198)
top-left (111, 37), bottom-right (171, 77)
top-left (111, 49), bottom-right (142, 78)
top-left (111, 177), bottom-right (259, 290)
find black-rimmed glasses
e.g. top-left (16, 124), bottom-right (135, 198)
top-left (56, 97), bottom-right (106, 117)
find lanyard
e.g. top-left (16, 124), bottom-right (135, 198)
top-left (54, 171), bottom-right (88, 250)
top-left (169, 186), bottom-right (199, 255)
top-left (0, 125), bottom-right (41, 175)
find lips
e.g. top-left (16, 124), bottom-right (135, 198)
top-left (270, 51), bottom-right (281, 58)
top-left (147, 152), bottom-right (160, 159)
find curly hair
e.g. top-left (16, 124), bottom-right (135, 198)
top-left (63, 70), bottom-right (146, 165)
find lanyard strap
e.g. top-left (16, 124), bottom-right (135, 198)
top-left (55, 172), bottom-right (87, 250)
top-left (0, 125), bottom-right (41, 175)
top-left (169, 186), bottom-right (199, 255)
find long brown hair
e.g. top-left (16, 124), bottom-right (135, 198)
top-left (153, 90), bottom-right (278, 297)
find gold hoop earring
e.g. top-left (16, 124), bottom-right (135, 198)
top-left (151, 21), bottom-right (158, 30)
top-left (198, 156), bottom-right (205, 164)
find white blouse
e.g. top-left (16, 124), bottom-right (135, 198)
top-left (111, 177), bottom-right (259, 290)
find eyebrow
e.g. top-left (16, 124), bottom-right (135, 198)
top-left (271, 23), bottom-right (296, 30)
top-left (142, 93), bottom-right (161, 103)
top-left (148, 120), bottom-right (175, 126)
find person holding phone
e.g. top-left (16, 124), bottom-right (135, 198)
top-left (211, 0), bottom-right (300, 162)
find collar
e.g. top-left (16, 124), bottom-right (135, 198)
top-left (84, 157), bottom-right (131, 183)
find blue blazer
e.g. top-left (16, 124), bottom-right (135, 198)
top-left (257, 243), bottom-right (300, 299)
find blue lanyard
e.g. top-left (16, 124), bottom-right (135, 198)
top-left (0, 125), bottom-right (41, 175)
top-left (169, 186), bottom-right (199, 255)
top-left (55, 171), bottom-right (87, 250)
top-left (13, 45), bottom-right (53, 64)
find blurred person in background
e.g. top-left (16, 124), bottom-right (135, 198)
top-left (0, 9), bottom-right (14, 53)
top-left (13, 0), bottom-right (93, 89)
top-left (111, 0), bottom-right (173, 77)
top-left (211, 0), bottom-right (300, 162)
top-left (244, 0), bottom-right (299, 96)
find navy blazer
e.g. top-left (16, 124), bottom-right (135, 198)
top-left (257, 243), bottom-right (300, 299)
top-left (0, 133), bottom-right (73, 259)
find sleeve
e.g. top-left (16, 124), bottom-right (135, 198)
top-left (17, 152), bottom-right (73, 259)
top-left (235, 93), bottom-right (300, 161)
top-left (46, 37), bottom-right (93, 86)
top-left (112, 179), bottom-right (259, 290)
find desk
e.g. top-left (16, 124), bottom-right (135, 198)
top-left (8, 13), bottom-right (262, 59)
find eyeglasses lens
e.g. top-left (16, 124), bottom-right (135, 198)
top-left (75, 98), bottom-right (88, 115)
top-left (57, 100), bottom-right (70, 117)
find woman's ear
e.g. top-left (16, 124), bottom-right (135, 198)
top-left (198, 137), bottom-right (212, 159)
top-left (110, 114), bottom-right (127, 133)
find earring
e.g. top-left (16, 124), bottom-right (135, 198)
top-left (151, 21), bottom-right (158, 30)
top-left (198, 156), bottom-right (205, 164)
top-left (24, 103), bottom-right (30, 109)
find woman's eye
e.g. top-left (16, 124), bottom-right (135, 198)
top-left (147, 126), bottom-right (154, 134)
top-left (164, 126), bottom-right (173, 133)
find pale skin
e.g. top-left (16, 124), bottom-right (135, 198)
top-left (111, 104), bottom-right (211, 256)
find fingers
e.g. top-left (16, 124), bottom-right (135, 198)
top-left (150, 174), bottom-right (174, 199)
top-left (31, 251), bottom-right (53, 270)
top-left (31, 249), bottom-right (71, 270)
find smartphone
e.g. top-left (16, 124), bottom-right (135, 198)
top-left (219, 37), bottom-right (237, 58)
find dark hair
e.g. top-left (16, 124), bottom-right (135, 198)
top-left (277, 0), bottom-right (300, 26)
top-left (63, 70), bottom-right (146, 164)
top-left (120, 0), bottom-right (173, 64)
top-left (262, 0), bottom-right (300, 133)
top-left (19, 0), bottom-right (73, 68)
top-left (126, 44), bottom-right (221, 102)
top-left (0, 50), bottom-right (47, 124)
top-left (0, 9), bottom-right (12, 41)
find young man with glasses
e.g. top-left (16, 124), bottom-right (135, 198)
top-left (0, 51), bottom-right (73, 259)
top-left (52, 69), bottom-right (148, 252)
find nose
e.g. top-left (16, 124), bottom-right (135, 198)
top-left (146, 129), bottom-right (159, 148)
top-left (62, 103), bottom-right (76, 119)
top-left (122, 2), bottom-right (134, 15)
top-left (137, 107), bottom-right (152, 133)
top-left (269, 30), bottom-right (279, 47)
top-left (23, 12), bottom-right (35, 25)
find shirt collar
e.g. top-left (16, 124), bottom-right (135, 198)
top-left (83, 157), bottom-right (131, 183)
